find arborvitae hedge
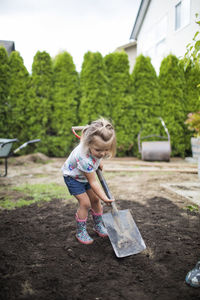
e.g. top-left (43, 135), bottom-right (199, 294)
top-left (7, 51), bottom-right (30, 142)
top-left (0, 47), bottom-right (9, 137)
top-left (79, 51), bottom-right (109, 125)
top-left (104, 51), bottom-right (134, 156)
top-left (159, 54), bottom-right (186, 156)
top-left (184, 62), bottom-right (200, 154)
top-left (51, 51), bottom-right (80, 156)
top-left (130, 54), bottom-right (160, 156)
top-left (184, 62), bottom-right (200, 114)
top-left (26, 51), bottom-right (53, 154)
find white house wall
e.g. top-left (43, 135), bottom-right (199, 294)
top-left (126, 46), bottom-right (137, 72)
top-left (136, 0), bottom-right (200, 73)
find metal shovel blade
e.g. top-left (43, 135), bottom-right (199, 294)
top-left (103, 208), bottom-right (146, 258)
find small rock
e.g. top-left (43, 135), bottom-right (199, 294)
top-left (67, 248), bottom-right (76, 258)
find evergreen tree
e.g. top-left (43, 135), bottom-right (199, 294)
top-left (79, 51), bottom-right (109, 125)
top-left (27, 51), bottom-right (53, 154)
top-left (159, 54), bottom-right (186, 156)
top-left (51, 51), bottom-right (79, 156)
top-left (130, 54), bottom-right (160, 156)
top-left (7, 51), bottom-right (30, 142)
top-left (184, 62), bottom-right (200, 114)
top-left (183, 62), bottom-right (200, 154)
top-left (104, 51), bottom-right (134, 156)
top-left (0, 47), bottom-right (9, 137)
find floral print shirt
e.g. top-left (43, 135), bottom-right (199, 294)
top-left (62, 143), bottom-right (101, 182)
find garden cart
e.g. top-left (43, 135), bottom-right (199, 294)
top-left (138, 117), bottom-right (171, 162)
top-left (0, 138), bottom-right (40, 177)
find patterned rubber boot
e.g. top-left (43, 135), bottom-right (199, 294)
top-left (91, 209), bottom-right (108, 238)
top-left (185, 261), bottom-right (200, 288)
top-left (75, 213), bottom-right (93, 245)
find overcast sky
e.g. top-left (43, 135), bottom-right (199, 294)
top-left (0, 0), bottom-right (141, 73)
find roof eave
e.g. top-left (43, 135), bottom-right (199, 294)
top-left (115, 40), bottom-right (137, 52)
top-left (130, 0), bottom-right (151, 40)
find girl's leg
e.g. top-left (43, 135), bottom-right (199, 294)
top-left (74, 192), bottom-right (93, 244)
top-left (75, 192), bottom-right (91, 219)
top-left (86, 188), bottom-right (102, 213)
top-left (86, 189), bottom-right (108, 237)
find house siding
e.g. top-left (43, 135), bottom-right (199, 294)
top-left (134, 0), bottom-right (200, 72)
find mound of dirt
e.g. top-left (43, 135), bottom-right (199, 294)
top-left (13, 153), bottom-right (50, 165)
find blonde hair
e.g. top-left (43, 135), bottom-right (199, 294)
top-left (81, 118), bottom-right (116, 157)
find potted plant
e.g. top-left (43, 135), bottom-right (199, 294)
top-left (185, 112), bottom-right (200, 159)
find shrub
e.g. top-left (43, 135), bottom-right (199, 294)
top-left (79, 52), bottom-right (109, 125)
top-left (7, 51), bottom-right (30, 142)
top-left (130, 54), bottom-right (160, 155)
top-left (104, 51), bottom-right (134, 155)
top-left (159, 54), bottom-right (186, 156)
top-left (0, 47), bottom-right (9, 137)
top-left (51, 51), bottom-right (80, 156)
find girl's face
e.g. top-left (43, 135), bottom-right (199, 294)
top-left (89, 136), bottom-right (112, 159)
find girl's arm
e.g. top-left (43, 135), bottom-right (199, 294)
top-left (83, 171), bottom-right (114, 204)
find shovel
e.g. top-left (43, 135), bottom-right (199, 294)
top-left (96, 169), bottom-right (146, 258)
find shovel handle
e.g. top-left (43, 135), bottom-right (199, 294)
top-left (96, 169), bottom-right (118, 212)
top-left (96, 169), bottom-right (112, 199)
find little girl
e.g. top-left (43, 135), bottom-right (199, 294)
top-left (62, 118), bottom-right (116, 244)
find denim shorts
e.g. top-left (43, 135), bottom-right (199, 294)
top-left (63, 176), bottom-right (91, 195)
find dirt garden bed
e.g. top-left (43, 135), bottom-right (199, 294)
top-left (0, 155), bottom-right (199, 300)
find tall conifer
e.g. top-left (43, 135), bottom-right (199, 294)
top-left (51, 51), bottom-right (79, 156)
top-left (27, 51), bottom-right (53, 154)
top-left (79, 52), bottom-right (109, 124)
top-left (0, 47), bottom-right (9, 137)
top-left (159, 54), bottom-right (186, 156)
top-left (7, 51), bottom-right (30, 141)
top-left (104, 51), bottom-right (134, 155)
top-left (130, 54), bottom-right (160, 155)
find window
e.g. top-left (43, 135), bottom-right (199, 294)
top-left (175, 0), bottom-right (190, 31)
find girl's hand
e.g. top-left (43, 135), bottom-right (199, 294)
top-left (103, 197), bottom-right (115, 206)
top-left (99, 162), bottom-right (103, 171)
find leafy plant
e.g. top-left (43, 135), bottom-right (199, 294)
top-left (185, 111), bottom-right (200, 137)
top-left (181, 14), bottom-right (200, 71)
top-left (184, 204), bottom-right (199, 213)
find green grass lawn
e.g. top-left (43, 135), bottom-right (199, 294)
top-left (0, 183), bottom-right (71, 210)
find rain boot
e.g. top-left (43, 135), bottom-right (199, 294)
top-left (185, 261), bottom-right (200, 288)
top-left (75, 213), bottom-right (93, 245)
top-left (91, 209), bottom-right (108, 237)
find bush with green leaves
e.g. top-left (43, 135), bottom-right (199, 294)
top-left (7, 51), bottom-right (30, 142)
top-left (0, 47), bottom-right (9, 137)
top-left (130, 54), bottom-right (160, 155)
top-left (79, 51), bottom-right (109, 125)
top-left (159, 54), bottom-right (186, 156)
top-left (51, 51), bottom-right (80, 156)
top-left (26, 51), bottom-right (53, 155)
top-left (181, 15), bottom-right (200, 154)
top-left (104, 51), bottom-right (134, 156)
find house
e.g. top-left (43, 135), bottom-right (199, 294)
top-left (0, 40), bottom-right (15, 55)
top-left (115, 41), bottom-right (137, 73)
top-left (117, 0), bottom-right (200, 73)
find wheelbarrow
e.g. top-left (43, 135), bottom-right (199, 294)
top-left (138, 117), bottom-right (171, 162)
top-left (0, 138), bottom-right (40, 177)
